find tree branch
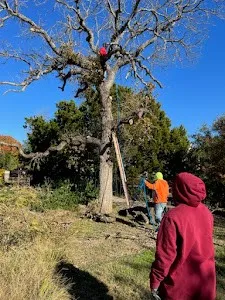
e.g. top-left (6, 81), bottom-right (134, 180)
top-left (0, 64), bottom-right (55, 93)
top-left (0, 1), bottom-right (60, 55)
top-left (0, 0), bottom-right (223, 94)
top-left (56, 0), bottom-right (97, 53)
top-left (111, 0), bottom-right (141, 44)
top-left (0, 135), bottom-right (101, 161)
top-left (0, 140), bottom-right (67, 159)
top-left (112, 107), bottom-right (148, 130)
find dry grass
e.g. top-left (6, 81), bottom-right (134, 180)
top-left (0, 187), bottom-right (224, 299)
top-left (0, 239), bottom-right (70, 300)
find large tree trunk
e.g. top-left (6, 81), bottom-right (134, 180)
top-left (99, 156), bottom-right (113, 214)
top-left (99, 82), bottom-right (114, 214)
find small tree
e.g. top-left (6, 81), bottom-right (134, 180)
top-left (23, 100), bottom-right (100, 187)
top-left (0, 0), bottom-right (223, 213)
top-left (0, 152), bottom-right (19, 170)
top-left (187, 116), bottom-right (225, 208)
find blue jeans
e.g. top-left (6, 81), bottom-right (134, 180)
top-left (155, 203), bottom-right (167, 224)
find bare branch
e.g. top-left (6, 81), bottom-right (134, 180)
top-left (111, 0), bottom-right (142, 44)
top-left (0, 0), bottom-right (223, 92)
top-left (113, 107), bottom-right (148, 130)
top-left (0, 64), bottom-right (55, 93)
top-left (0, 14), bottom-right (10, 26)
top-left (0, 135), bottom-right (101, 160)
top-left (0, 140), bottom-right (67, 159)
top-left (0, 1), bottom-right (60, 55)
top-left (136, 61), bottom-right (163, 88)
top-left (58, 68), bottom-right (83, 91)
top-left (56, 0), bottom-right (97, 53)
top-left (106, 0), bottom-right (116, 19)
top-left (0, 50), bottom-right (31, 66)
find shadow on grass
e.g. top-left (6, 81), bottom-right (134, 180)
top-left (55, 260), bottom-right (113, 300)
top-left (115, 217), bottom-right (137, 227)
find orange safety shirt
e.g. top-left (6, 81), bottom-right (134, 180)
top-left (145, 179), bottom-right (169, 203)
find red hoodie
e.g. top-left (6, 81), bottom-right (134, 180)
top-left (150, 173), bottom-right (216, 300)
top-left (99, 47), bottom-right (107, 56)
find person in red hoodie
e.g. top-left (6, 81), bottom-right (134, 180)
top-left (150, 172), bottom-right (216, 300)
top-left (99, 44), bottom-right (108, 74)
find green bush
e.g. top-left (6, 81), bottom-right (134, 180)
top-left (37, 181), bottom-right (98, 211)
top-left (79, 180), bottom-right (99, 203)
top-left (0, 168), bottom-right (5, 186)
top-left (0, 153), bottom-right (19, 171)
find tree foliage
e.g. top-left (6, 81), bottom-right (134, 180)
top-left (187, 116), bottom-right (225, 207)
top-left (0, 136), bottom-right (20, 170)
top-left (0, 152), bottom-right (19, 171)
top-left (24, 86), bottom-right (189, 195)
top-left (24, 100), bottom-right (99, 188)
top-left (117, 89), bottom-right (189, 185)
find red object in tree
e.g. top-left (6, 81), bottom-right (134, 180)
top-left (99, 47), bottom-right (107, 56)
top-left (150, 172), bottom-right (216, 300)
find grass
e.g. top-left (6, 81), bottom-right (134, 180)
top-left (216, 246), bottom-right (225, 300)
top-left (0, 239), bottom-right (70, 300)
top-left (214, 216), bottom-right (225, 300)
top-left (0, 186), bottom-right (224, 299)
top-left (90, 251), bottom-right (154, 300)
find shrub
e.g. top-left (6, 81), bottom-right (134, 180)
top-left (0, 186), bottom-right (42, 210)
top-left (38, 181), bottom-right (98, 211)
top-left (0, 152), bottom-right (19, 171)
top-left (0, 168), bottom-right (5, 185)
top-left (39, 182), bottom-right (79, 211)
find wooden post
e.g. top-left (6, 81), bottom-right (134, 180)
top-left (112, 132), bottom-right (130, 207)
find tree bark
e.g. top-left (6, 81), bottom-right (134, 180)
top-left (99, 82), bottom-right (114, 214)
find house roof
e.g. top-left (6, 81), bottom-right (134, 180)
top-left (0, 136), bottom-right (21, 154)
top-left (0, 135), bottom-right (21, 146)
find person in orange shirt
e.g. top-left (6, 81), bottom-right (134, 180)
top-left (145, 172), bottom-right (169, 224)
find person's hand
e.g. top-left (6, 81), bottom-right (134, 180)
top-left (150, 289), bottom-right (161, 300)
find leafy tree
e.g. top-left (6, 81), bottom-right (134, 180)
top-left (24, 100), bottom-right (99, 188)
top-left (25, 87), bottom-right (189, 200)
top-left (0, 136), bottom-right (20, 170)
top-left (187, 116), bottom-right (225, 207)
top-left (118, 92), bottom-right (189, 185)
top-left (0, 152), bottom-right (19, 171)
top-left (0, 0), bottom-right (223, 213)
top-left (165, 125), bottom-right (190, 178)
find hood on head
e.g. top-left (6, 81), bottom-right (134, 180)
top-left (155, 172), bottom-right (163, 180)
top-left (173, 172), bottom-right (206, 207)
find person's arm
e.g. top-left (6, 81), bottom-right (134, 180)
top-left (150, 216), bottom-right (177, 290)
top-left (145, 180), bottom-right (155, 190)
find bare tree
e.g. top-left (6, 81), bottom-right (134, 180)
top-left (0, 0), bottom-right (223, 213)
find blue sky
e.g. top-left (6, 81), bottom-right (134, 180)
top-left (0, 15), bottom-right (225, 143)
